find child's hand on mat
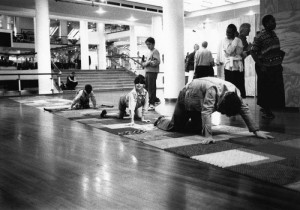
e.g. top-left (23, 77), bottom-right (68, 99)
top-left (254, 131), bottom-right (274, 139)
top-left (200, 137), bottom-right (215, 144)
top-left (129, 122), bottom-right (135, 127)
top-left (142, 119), bottom-right (151, 123)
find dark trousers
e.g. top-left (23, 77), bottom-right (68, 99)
top-left (75, 98), bottom-right (90, 109)
top-left (155, 89), bottom-right (203, 134)
top-left (194, 66), bottom-right (214, 78)
top-left (66, 81), bottom-right (78, 90)
top-left (225, 69), bottom-right (246, 98)
top-left (145, 72), bottom-right (158, 105)
top-left (255, 64), bottom-right (285, 110)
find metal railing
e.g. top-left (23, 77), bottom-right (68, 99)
top-left (0, 72), bottom-right (62, 96)
top-left (51, 61), bottom-right (62, 91)
top-left (106, 53), bottom-right (143, 71)
top-left (13, 34), bottom-right (71, 45)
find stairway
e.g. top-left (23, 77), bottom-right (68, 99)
top-left (60, 69), bottom-right (137, 92)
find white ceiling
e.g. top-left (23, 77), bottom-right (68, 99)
top-left (125, 0), bottom-right (250, 12)
top-left (0, 0), bottom-right (259, 28)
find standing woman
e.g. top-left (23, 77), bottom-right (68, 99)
top-left (250, 15), bottom-right (285, 119)
top-left (222, 24), bottom-right (245, 95)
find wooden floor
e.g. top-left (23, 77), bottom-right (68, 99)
top-left (0, 91), bottom-right (300, 210)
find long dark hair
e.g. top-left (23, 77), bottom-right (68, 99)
top-left (226, 24), bottom-right (238, 40)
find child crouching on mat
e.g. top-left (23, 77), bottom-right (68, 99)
top-left (101, 75), bottom-right (150, 126)
top-left (71, 84), bottom-right (97, 109)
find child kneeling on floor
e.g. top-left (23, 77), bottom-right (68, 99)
top-left (71, 84), bottom-right (97, 109)
top-left (101, 75), bottom-right (150, 126)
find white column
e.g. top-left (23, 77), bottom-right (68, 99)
top-left (129, 25), bottom-right (137, 70)
top-left (97, 22), bottom-right (106, 70)
top-left (15, 17), bottom-right (21, 35)
top-left (80, 20), bottom-right (89, 70)
top-left (59, 20), bottom-right (68, 44)
top-left (35, 0), bottom-right (52, 94)
top-left (163, 0), bottom-right (185, 100)
top-left (151, 16), bottom-right (163, 52)
top-left (151, 16), bottom-right (164, 90)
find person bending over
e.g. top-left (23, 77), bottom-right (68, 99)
top-left (155, 77), bottom-right (273, 144)
top-left (71, 84), bottom-right (97, 109)
top-left (101, 75), bottom-right (150, 126)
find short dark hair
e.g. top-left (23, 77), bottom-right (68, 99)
top-left (71, 71), bottom-right (76, 74)
top-left (218, 92), bottom-right (242, 117)
top-left (262, 14), bottom-right (275, 28)
top-left (202, 41), bottom-right (208, 48)
top-left (134, 74), bottom-right (145, 85)
top-left (85, 84), bottom-right (93, 94)
top-left (145, 37), bottom-right (155, 45)
top-left (239, 23), bottom-right (251, 33)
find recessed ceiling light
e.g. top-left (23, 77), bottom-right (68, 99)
top-left (246, 10), bottom-right (255, 16)
top-left (127, 16), bottom-right (137, 22)
top-left (96, 8), bottom-right (106, 14)
top-left (205, 18), bottom-right (212, 23)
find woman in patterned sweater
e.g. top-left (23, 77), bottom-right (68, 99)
top-left (250, 14), bottom-right (285, 119)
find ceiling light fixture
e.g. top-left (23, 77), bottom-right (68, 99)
top-left (127, 16), bottom-right (137, 22)
top-left (246, 10), bottom-right (255, 15)
top-left (204, 18), bottom-right (212, 23)
top-left (96, 7), bottom-right (106, 14)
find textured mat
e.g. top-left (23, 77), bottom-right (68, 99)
top-left (166, 141), bottom-right (242, 158)
top-left (13, 97), bottom-right (300, 192)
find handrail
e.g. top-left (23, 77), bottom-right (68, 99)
top-left (0, 73), bottom-right (61, 76)
top-left (120, 53), bottom-right (143, 66)
top-left (106, 53), bottom-right (143, 72)
top-left (107, 53), bottom-right (143, 66)
top-left (51, 61), bottom-right (62, 74)
top-left (0, 72), bottom-right (62, 96)
top-left (51, 61), bottom-right (62, 92)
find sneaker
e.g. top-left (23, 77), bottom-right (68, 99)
top-left (154, 116), bottom-right (164, 126)
top-left (100, 110), bottom-right (107, 118)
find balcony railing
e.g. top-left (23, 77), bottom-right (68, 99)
top-left (13, 34), bottom-right (71, 45)
top-left (106, 53), bottom-right (143, 72)
top-left (0, 72), bottom-right (62, 96)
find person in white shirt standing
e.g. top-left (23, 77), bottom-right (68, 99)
top-left (222, 24), bottom-right (244, 95)
top-left (193, 41), bottom-right (215, 79)
top-left (142, 37), bottom-right (161, 110)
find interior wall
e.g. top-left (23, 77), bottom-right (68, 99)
top-left (260, 0), bottom-right (300, 108)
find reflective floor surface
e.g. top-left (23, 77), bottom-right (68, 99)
top-left (0, 90), bottom-right (300, 210)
